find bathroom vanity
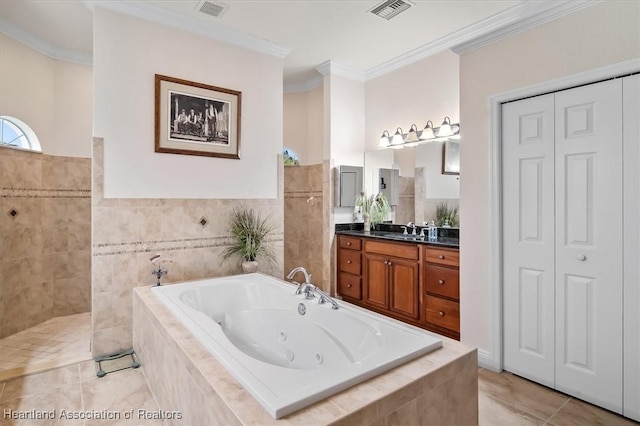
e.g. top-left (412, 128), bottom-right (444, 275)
top-left (337, 231), bottom-right (460, 340)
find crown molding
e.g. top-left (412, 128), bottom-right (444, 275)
top-left (0, 18), bottom-right (92, 65)
top-left (365, 0), bottom-right (600, 81)
top-left (284, 75), bottom-right (323, 93)
top-left (84, 0), bottom-right (290, 59)
top-left (315, 60), bottom-right (365, 81)
top-left (451, 0), bottom-right (601, 55)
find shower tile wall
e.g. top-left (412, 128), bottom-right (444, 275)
top-left (395, 176), bottom-right (415, 226)
top-left (91, 138), bottom-right (284, 357)
top-left (0, 147), bottom-right (91, 338)
top-left (283, 164), bottom-right (324, 288)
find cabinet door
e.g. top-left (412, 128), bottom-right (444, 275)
top-left (389, 259), bottom-right (420, 320)
top-left (364, 254), bottom-right (389, 310)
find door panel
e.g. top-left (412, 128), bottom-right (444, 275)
top-left (364, 254), bottom-right (388, 310)
top-left (503, 93), bottom-right (556, 387)
top-left (554, 79), bottom-right (623, 413)
top-left (623, 74), bottom-right (640, 421)
top-left (389, 259), bottom-right (419, 320)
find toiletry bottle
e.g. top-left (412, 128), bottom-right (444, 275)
top-left (428, 220), bottom-right (437, 241)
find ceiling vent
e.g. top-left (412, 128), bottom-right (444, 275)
top-left (196, 1), bottom-right (229, 18)
top-left (370, 0), bottom-right (412, 20)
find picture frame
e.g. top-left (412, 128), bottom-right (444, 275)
top-left (154, 74), bottom-right (241, 159)
top-left (442, 140), bottom-right (460, 175)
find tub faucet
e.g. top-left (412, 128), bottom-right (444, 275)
top-left (287, 267), bottom-right (314, 296)
top-left (315, 288), bottom-right (339, 310)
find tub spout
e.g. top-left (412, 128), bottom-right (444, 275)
top-left (287, 267), bottom-right (314, 297)
top-left (287, 266), bottom-right (311, 284)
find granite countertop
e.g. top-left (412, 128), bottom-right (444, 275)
top-left (336, 229), bottom-right (460, 248)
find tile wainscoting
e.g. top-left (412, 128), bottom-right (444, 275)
top-left (90, 138), bottom-right (284, 357)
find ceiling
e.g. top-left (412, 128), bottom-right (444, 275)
top-left (0, 0), bottom-right (594, 89)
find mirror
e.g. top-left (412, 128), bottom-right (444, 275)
top-left (364, 142), bottom-right (460, 226)
top-left (335, 165), bottom-right (363, 207)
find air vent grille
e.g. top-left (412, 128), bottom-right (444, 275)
top-left (370, 0), bottom-right (412, 20)
top-left (197, 1), bottom-right (228, 18)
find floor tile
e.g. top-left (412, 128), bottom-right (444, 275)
top-left (479, 392), bottom-right (546, 426)
top-left (547, 398), bottom-right (638, 426)
top-left (0, 364), bottom-right (81, 402)
top-left (0, 382), bottom-right (83, 425)
top-left (479, 369), bottom-right (570, 421)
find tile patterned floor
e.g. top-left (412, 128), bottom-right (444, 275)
top-left (0, 313), bottom-right (91, 382)
top-left (0, 316), bottom-right (638, 426)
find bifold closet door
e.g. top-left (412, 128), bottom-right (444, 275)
top-left (623, 74), bottom-right (640, 421)
top-left (554, 79), bottom-right (623, 413)
top-left (502, 94), bottom-right (556, 387)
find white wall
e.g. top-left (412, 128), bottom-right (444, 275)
top-left (0, 34), bottom-right (92, 158)
top-left (283, 86), bottom-right (324, 166)
top-left (327, 74), bottom-right (365, 167)
top-left (459, 1), bottom-right (640, 360)
top-left (364, 50), bottom-right (459, 153)
top-left (414, 142), bottom-right (459, 199)
top-left (93, 8), bottom-right (283, 199)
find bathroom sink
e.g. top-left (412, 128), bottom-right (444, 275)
top-left (383, 233), bottom-right (424, 241)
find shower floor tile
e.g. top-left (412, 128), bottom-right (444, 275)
top-left (0, 313), bottom-right (91, 382)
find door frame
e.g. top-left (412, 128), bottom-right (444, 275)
top-left (485, 58), bottom-right (640, 372)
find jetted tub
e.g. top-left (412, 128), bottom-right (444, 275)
top-left (151, 273), bottom-right (442, 419)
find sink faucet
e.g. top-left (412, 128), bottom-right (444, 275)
top-left (406, 222), bottom-right (417, 236)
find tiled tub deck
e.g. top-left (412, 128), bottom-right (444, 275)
top-left (133, 285), bottom-right (478, 425)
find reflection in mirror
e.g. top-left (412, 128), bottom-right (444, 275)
top-left (414, 142), bottom-right (460, 226)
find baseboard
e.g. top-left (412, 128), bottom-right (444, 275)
top-left (477, 349), bottom-right (501, 372)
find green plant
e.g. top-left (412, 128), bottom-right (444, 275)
top-left (221, 206), bottom-right (276, 264)
top-left (435, 202), bottom-right (459, 227)
top-left (283, 148), bottom-right (300, 166)
top-left (355, 192), bottom-right (391, 226)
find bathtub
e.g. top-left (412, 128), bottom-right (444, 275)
top-left (150, 273), bottom-right (442, 419)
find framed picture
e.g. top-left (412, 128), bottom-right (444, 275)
top-left (442, 140), bottom-right (460, 175)
top-left (155, 74), bottom-right (241, 159)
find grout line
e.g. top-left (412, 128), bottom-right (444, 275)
top-left (545, 397), bottom-right (571, 425)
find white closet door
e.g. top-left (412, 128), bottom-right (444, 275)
top-left (554, 79), bottom-right (623, 413)
top-left (623, 73), bottom-right (640, 422)
top-left (502, 94), bottom-right (556, 387)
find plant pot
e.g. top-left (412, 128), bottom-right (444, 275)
top-left (241, 260), bottom-right (259, 273)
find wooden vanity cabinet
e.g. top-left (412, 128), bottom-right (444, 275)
top-left (336, 234), bottom-right (460, 340)
top-left (423, 246), bottom-right (460, 340)
top-left (337, 235), bottom-right (363, 301)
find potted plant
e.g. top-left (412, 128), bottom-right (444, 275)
top-left (355, 192), bottom-right (391, 233)
top-left (435, 202), bottom-right (459, 227)
top-left (222, 206), bottom-right (276, 273)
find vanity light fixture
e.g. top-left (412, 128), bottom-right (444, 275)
top-left (377, 117), bottom-right (460, 150)
top-left (436, 116), bottom-right (453, 137)
top-left (419, 120), bottom-right (435, 140)
top-left (390, 127), bottom-right (404, 148)
top-left (378, 130), bottom-right (391, 148)
top-left (404, 124), bottom-right (420, 147)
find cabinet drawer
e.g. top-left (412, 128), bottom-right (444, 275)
top-left (339, 236), bottom-right (362, 250)
top-left (424, 246), bottom-right (459, 267)
top-left (365, 240), bottom-right (419, 260)
top-left (338, 273), bottom-right (361, 299)
top-left (425, 295), bottom-right (460, 332)
top-left (339, 250), bottom-right (361, 275)
top-left (425, 264), bottom-right (459, 300)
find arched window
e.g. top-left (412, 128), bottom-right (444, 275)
top-left (0, 116), bottom-right (41, 152)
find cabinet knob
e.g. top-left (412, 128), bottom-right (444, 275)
top-left (388, 261), bottom-right (393, 266)
top-left (577, 254), bottom-right (587, 261)
top-left (439, 311), bottom-right (445, 316)
top-left (347, 284), bottom-right (352, 288)
top-left (438, 255), bottom-right (445, 260)
top-left (347, 242), bottom-right (351, 246)
top-left (347, 260), bottom-right (352, 264)
top-left (438, 279), bottom-right (445, 285)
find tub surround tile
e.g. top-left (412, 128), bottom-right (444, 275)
top-left (133, 285), bottom-right (478, 426)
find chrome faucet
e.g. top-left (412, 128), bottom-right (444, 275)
top-left (405, 222), bottom-right (417, 236)
top-left (287, 266), bottom-right (314, 297)
top-left (315, 288), bottom-right (340, 310)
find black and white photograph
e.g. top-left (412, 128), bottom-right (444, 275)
top-left (155, 74), bottom-right (241, 159)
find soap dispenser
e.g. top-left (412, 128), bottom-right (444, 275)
top-left (427, 220), bottom-right (437, 241)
